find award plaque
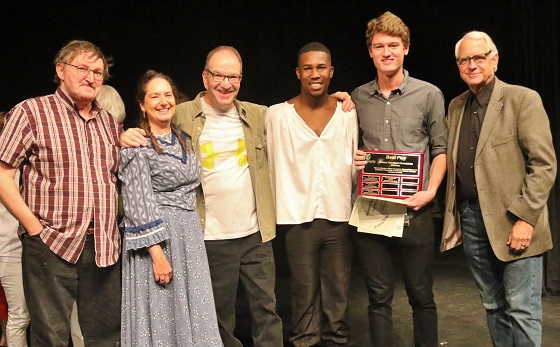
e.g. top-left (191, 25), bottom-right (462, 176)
top-left (359, 150), bottom-right (424, 199)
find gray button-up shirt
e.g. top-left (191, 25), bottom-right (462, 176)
top-left (351, 70), bottom-right (447, 190)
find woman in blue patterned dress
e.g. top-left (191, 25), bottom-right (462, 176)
top-left (119, 70), bottom-right (222, 346)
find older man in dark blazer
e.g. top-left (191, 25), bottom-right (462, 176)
top-left (441, 31), bottom-right (556, 347)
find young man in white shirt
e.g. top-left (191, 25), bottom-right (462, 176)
top-left (266, 42), bottom-right (358, 347)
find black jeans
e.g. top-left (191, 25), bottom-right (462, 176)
top-left (22, 233), bottom-right (121, 347)
top-left (283, 219), bottom-right (352, 347)
top-left (352, 207), bottom-right (438, 347)
top-left (204, 232), bottom-right (283, 347)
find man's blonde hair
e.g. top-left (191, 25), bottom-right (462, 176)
top-left (365, 11), bottom-right (410, 49)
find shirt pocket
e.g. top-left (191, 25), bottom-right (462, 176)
top-left (396, 115), bottom-right (426, 143)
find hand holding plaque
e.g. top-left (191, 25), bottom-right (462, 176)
top-left (358, 150), bottom-right (424, 200)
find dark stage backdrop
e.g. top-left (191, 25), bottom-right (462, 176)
top-left (1, 1), bottom-right (559, 291)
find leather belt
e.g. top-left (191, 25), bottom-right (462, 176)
top-left (458, 199), bottom-right (480, 214)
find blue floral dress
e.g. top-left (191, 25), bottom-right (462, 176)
top-left (119, 131), bottom-right (222, 346)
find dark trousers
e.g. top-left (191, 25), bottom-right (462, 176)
top-left (204, 231), bottom-right (283, 347)
top-left (22, 233), bottom-right (121, 347)
top-left (283, 219), bottom-right (352, 347)
top-left (353, 207), bottom-right (438, 347)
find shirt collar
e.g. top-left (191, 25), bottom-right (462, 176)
top-left (196, 91), bottom-right (246, 119)
top-left (55, 87), bottom-right (101, 116)
top-left (370, 69), bottom-right (409, 96)
top-left (468, 76), bottom-right (495, 108)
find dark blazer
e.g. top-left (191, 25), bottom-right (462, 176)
top-left (441, 78), bottom-right (557, 261)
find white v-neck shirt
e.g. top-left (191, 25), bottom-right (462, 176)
top-left (265, 102), bottom-right (358, 224)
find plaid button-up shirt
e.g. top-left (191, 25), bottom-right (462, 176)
top-left (0, 88), bottom-right (121, 267)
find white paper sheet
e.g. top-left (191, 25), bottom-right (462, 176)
top-left (349, 196), bottom-right (407, 237)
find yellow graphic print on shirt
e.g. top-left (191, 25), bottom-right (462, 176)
top-left (200, 139), bottom-right (248, 170)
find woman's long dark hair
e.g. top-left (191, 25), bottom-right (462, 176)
top-left (136, 70), bottom-right (190, 154)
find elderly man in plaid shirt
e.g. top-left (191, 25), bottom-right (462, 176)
top-left (0, 40), bottom-right (121, 346)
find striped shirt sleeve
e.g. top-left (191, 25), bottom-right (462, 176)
top-left (119, 147), bottom-right (169, 251)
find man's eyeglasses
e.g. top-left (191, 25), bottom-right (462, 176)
top-left (456, 51), bottom-right (492, 66)
top-left (205, 69), bottom-right (242, 83)
top-left (63, 62), bottom-right (104, 81)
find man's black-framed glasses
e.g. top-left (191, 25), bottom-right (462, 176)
top-left (456, 50), bottom-right (492, 66)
